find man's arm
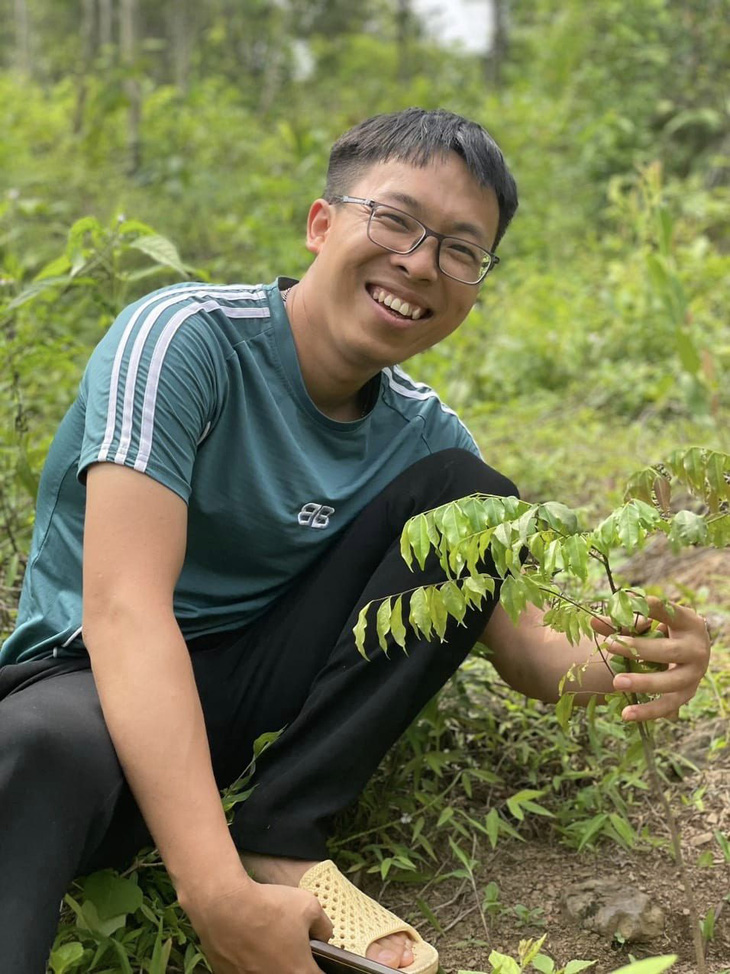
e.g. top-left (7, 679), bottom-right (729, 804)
top-left (482, 600), bottom-right (711, 721)
top-left (83, 463), bottom-right (330, 973)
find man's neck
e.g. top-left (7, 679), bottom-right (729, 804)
top-left (282, 280), bottom-right (377, 421)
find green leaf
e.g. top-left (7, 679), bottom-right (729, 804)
top-left (130, 234), bottom-right (189, 276)
top-left (531, 955), bottom-right (556, 973)
top-left (668, 510), bottom-right (708, 549)
top-left (607, 956), bottom-right (676, 974)
top-left (409, 587), bottom-right (432, 639)
top-left (149, 922), bottom-right (173, 974)
top-left (608, 812), bottom-right (636, 849)
top-left (50, 942), bottom-right (85, 974)
top-left (34, 253), bottom-right (72, 281)
top-left (390, 596), bottom-right (407, 648)
top-left (441, 501), bottom-right (468, 546)
top-left (676, 328), bottom-right (701, 374)
top-left (429, 587), bottom-right (448, 640)
top-left (485, 808), bottom-right (500, 849)
top-left (408, 514), bottom-right (432, 570)
top-left (714, 830), bottom-right (730, 861)
top-left (615, 502), bottom-right (644, 552)
top-left (376, 597), bottom-right (392, 652)
top-left (416, 897), bottom-right (445, 936)
top-left (563, 534), bottom-right (588, 581)
top-left (564, 962), bottom-right (597, 974)
top-left (253, 728), bottom-right (283, 759)
top-left (607, 590), bottom-right (635, 630)
top-left (353, 603), bottom-right (370, 658)
top-left (500, 574), bottom-right (526, 624)
top-left (706, 451), bottom-right (730, 509)
top-left (506, 789), bottom-right (546, 821)
top-left (555, 692), bottom-right (575, 732)
top-left (399, 525), bottom-right (414, 570)
top-left (708, 514), bottom-right (730, 547)
top-left (520, 937), bottom-right (547, 967)
top-left (576, 812), bottom-right (610, 851)
top-left (538, 501), bottom-right (579, 535)
top-left (488, 949), bottom-right (521, 974)
top-left (543, 538), bottom-right (564, 576)
top-left (441, 580), bottom-right (467, 625)
top-left (82, 871), bottom-right (143, 921)
top-left (463, 573), bottom-right (495, 602)
top-left (682, 446), bottom-right (707, 492)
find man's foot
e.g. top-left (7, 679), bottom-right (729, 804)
top-left (240, 852), bottom-right (415, 969)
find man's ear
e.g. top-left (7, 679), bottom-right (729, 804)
top-left (306, 199), bottom-right (333, 256)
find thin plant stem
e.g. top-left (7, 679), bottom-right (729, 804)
top-left (636, 719), bottom-right (707, 973)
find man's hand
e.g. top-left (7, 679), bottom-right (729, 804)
top-left (591, 596), bottom-right (711, 722)
top-left (185, 880), bottom-right (333, 974)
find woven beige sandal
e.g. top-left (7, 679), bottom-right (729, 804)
top-left (299, 859), bottom-right (439, 974)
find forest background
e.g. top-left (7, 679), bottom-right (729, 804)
top-left (0, 0), bottom-right (729, 972)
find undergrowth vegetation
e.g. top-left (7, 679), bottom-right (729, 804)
top-left (1, 0), bottom-right (728, 970)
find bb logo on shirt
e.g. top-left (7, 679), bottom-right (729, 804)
top-left (298, 503), bottom-right (335, 529)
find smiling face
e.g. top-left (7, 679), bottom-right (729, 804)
top-left (301, 152), bottom-right (501, 375)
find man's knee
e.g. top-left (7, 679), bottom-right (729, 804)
top-left (0, 684), bottom-right (119, 794)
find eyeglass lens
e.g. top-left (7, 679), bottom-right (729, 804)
top-left (368, 205), bottom-right (490, 284)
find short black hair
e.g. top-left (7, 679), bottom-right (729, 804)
top-left (325, 108), bottom-right (518, 248)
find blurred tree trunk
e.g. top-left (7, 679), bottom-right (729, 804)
top-left (99, 0), bottom-right (114, 50)
top-left (485, 0), bottom-right (508, 87)
top-left (120, 0), bottom-right (142, 174)
top-left (396, 0), bottom-right (411, 82)
top-left (73, 0), bottom-right (97, 134)
top-left (13, 0), bottom-right (32, 76)
top-left (258, 1), bottom-right (289, 114)
top-left (169, 0), bottom-right (190, 93)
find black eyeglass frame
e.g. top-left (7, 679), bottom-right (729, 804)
top-left (330, 194), bottom-right (500, 285)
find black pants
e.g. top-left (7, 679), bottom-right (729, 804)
top-left (0, 449), bottom-right (516, 973)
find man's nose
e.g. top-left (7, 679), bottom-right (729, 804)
top-left (393, 235), bottom-right (440, 281)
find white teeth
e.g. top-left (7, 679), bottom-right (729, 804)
top-left (371, 287), bottom-right (425, 320)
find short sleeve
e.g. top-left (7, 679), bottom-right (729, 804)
top-left (453, 421), bottom-right (482, 459)
top-left (78, 293), bottom-right (224, 503)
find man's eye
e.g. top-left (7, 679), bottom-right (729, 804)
top-left (376, 211), bottom-right (412, 230)
top-left (445, 242), bottom-right (481, 263)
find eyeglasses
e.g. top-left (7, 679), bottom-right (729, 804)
top-left (331, 195), bottom-right (499, 285)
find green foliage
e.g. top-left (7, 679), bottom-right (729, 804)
top-left (456, 933), bottom-right (677, 972)
top-left (358, 447), bottom-right (729, 663)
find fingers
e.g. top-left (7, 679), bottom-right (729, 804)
top-left (613, 664), bottom-right (689, 695)
top-left (621, 692), bottom-right (687, 723)
top-left (604, 633), bottom-right (683, 666)
top-left (644, 595), bottom-right (699, 630)
top-left (307, 896), bottom-right (334, 944)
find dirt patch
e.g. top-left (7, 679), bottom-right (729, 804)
top-left (369, 741), bottom-right (729, 973)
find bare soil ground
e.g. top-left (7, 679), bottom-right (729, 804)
top-left (369, 544), bottom-right (730, 973)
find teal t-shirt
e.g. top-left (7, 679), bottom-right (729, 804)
top-left (0, 279), bottom-right (481, 664)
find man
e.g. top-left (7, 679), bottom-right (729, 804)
top-left (0, 109), bottom-right (710, 974)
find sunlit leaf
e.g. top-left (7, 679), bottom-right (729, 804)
top-left (376, 597), bottom-right (392, 653)
top-left (130, 234), bottom-right (189, 277)
top-left (390, 596), bottom-right (407, 649)
top-left (409, 587), bottom-right (432, 639)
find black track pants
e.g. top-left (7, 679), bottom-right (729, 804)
top-left (0, 449), bottom-right (517, 973)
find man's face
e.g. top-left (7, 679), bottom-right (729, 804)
top-left (305, 152), bottom-right (501, 372)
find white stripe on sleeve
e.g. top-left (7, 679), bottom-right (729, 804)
top-left (99, 285), bottom-right (265, 464)
top-left (133, 301), bottom-right (271, 473)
